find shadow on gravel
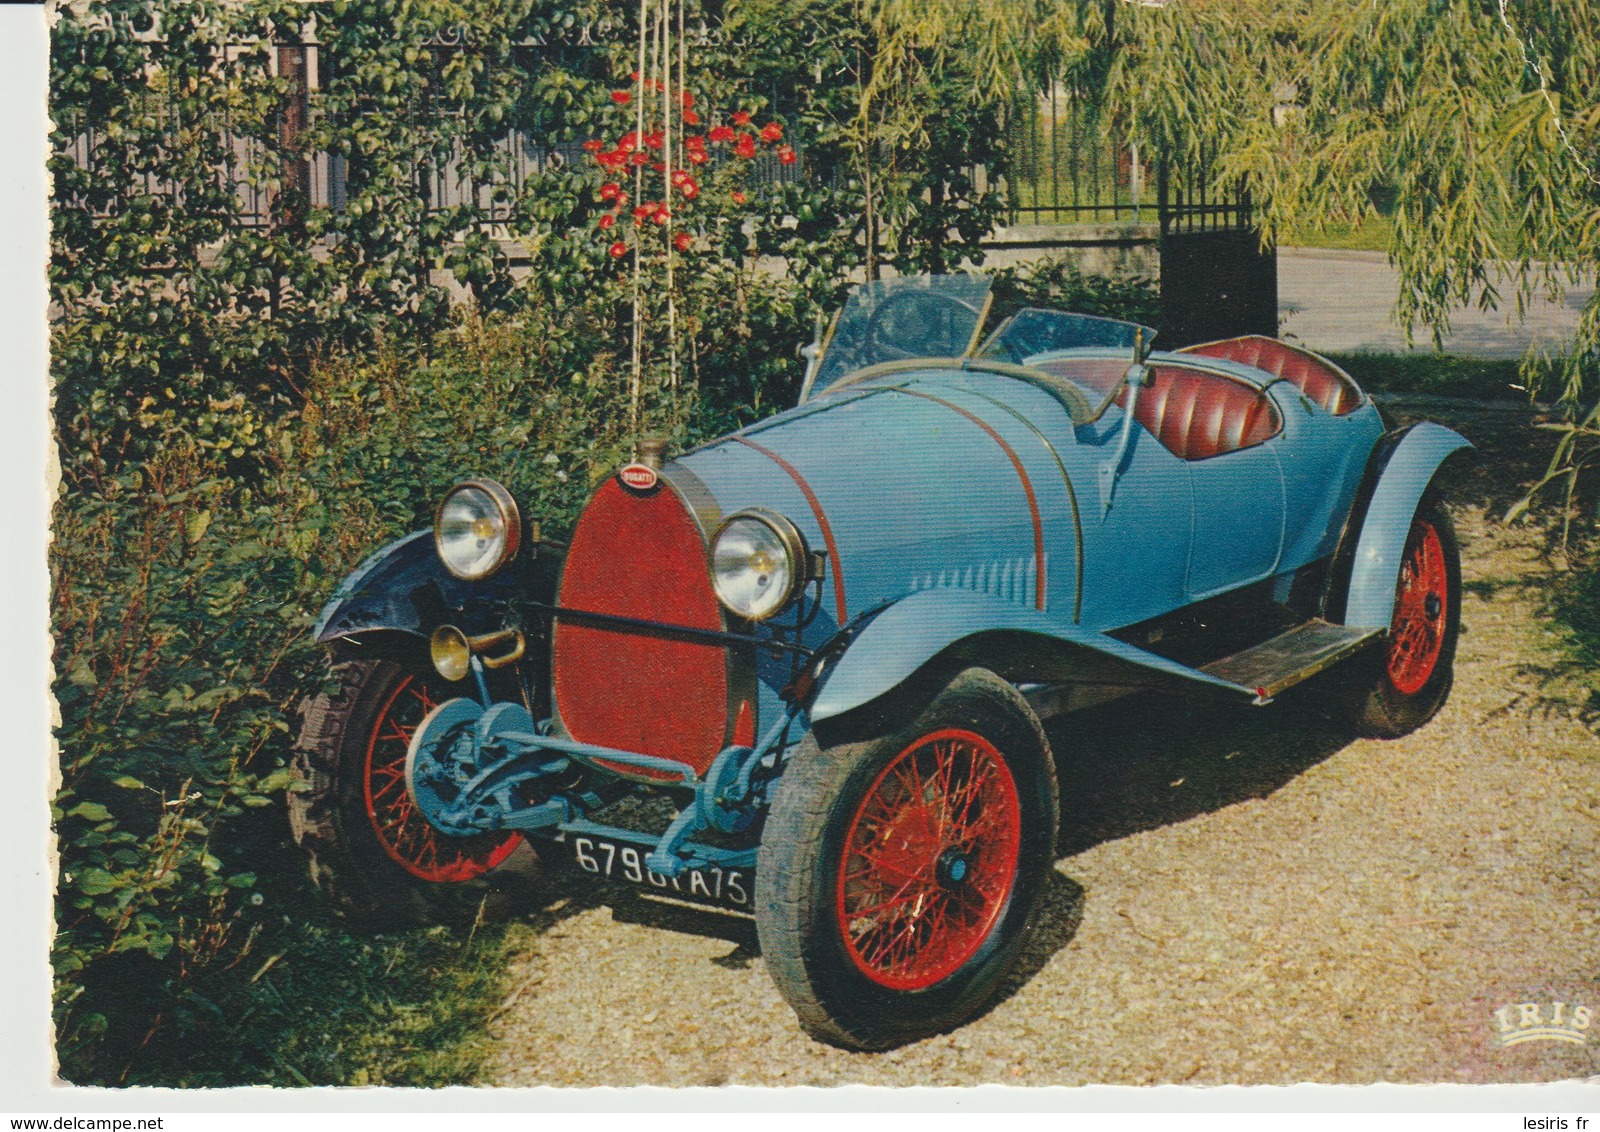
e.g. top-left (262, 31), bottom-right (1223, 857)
top-left (1047, 687), bottom-right (1354, 857)
top-left (512, 865), bottom-right (626, 933)
top-left (998, 872), bottom-right (1087, 998)
top-left (607, 889), bottom-right (759, 957)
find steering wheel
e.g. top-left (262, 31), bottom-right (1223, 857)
top-left (860, 288), bottom-right (983, 363)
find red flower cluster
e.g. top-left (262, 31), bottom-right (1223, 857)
top-left (583, 90), bottom-right (793, 260)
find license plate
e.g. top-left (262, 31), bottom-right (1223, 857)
top-left (563, 832), bottom-right (754, 913)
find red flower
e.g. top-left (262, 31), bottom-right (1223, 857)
top-left (731, 190), bottom-right (747, 205)
top-left (683, 108), bottom-right (701, 126)
top-left (731, 110), bottom-right (751, 126)
top-left (633, 204), bottom-right (654, 222)
top-left (734, 133), bottom-right (756, 159)
top-left (685, 135), bottom-right (706, 151)
top-left (671, 169), bottom-right (690, 186)
top-left (600, 182), bottom-right (621, 200)
top-left (681, 91), bottom-right (695, 108)
top-left (609, 240), bottom-right (628, 258)
top-left (644, 131), bottom-right (664, 150)
top-left (652, 204), bottom-right (671, 225)
top-left (708, 125), bottom-right (734, 143)
top-left (630, 70), bottom-right (642, 82)
top-left (680, 179), bottom-right (700, 200)
top-left (611, 90), bottom-right (632, 105)
top-left (618, 132), bottom-right (639, 152)
top-left (582, 138), bottom-right (605, 153)
top-left (598, 213), bottom-right (616, 230)
top-left (673, 231), bottom-right (693, 252)
top-left (596, 151), bottom-right (623, 170)
top-left (651, 161), bottom-right (665, 173)
top-left (688, 149), bottom-right (708, 165)
top-left (778, 145), bottom-right (797, 165)
top-left (631, 152), bottom-right (650, 166)
top-left (653, 78), bottom-right (667, 93)
top-left (760, 122), bottom-right (783, 143)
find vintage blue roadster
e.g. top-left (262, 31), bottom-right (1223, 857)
top-left (291, 274), bottom-right (1470, 1049)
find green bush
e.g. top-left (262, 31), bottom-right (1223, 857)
top-left (51, 0), bottom-right (1017, 478)
top-left (989, 256), bottom-right (1162, 328)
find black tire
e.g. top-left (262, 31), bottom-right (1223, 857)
top-left (756, 667), bottom-right (1059, 1050)
top-left (289, 660), bottom-right (542, 928)
top-left (1344, 493), bottom-right (1462, 738)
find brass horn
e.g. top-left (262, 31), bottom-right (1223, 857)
top-left (429, 624), bottom-right (526, 683)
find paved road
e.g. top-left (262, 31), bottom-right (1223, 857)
top-left (1279, 247), bottom-right (1594, 359)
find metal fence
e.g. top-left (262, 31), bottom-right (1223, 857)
top-left (59, 36), bottom-right (814, 233)
top-left (61, 38), bottom-right (1242, 239)
top-left (1157, 148), bottom-right (1254, 235)
top-left (1002, 89), bottom-right (1152, 226)
top-left (1000, 87), bottom-right (1255, 237)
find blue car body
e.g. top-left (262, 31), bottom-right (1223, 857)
top-left (308, 272), bottom-right (1470, 931)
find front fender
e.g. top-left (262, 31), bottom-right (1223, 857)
top-left (312, 530), bottom-right (532, 645)
top-left (809, 588), bottom-right (1260, 723)
top-left (1342, 422), bottom-right (1473, 630)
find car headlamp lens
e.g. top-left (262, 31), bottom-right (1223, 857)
top-left (711, 510), bottom-right (807, 621)
top-left (434, 479), bottom-right (522, 581)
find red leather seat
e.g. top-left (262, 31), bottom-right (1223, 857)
top-left (1120, 365), bottom-right (1281, 461)
top-left (1179, 335), bottom-right (1362, 415)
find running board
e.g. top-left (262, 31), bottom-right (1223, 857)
top-left (1199, 619), bottom-right (1383, 702)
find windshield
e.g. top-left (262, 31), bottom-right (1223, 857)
top-left (803, 276), bottom-right (1157, 402)
top-left (806, 275), bottom-right (993, 398)
top-left (977, 308), bottom-right (1157, 364)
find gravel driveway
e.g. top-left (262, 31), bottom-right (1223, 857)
top-left (489, 400), bottom-right (1599, 1087)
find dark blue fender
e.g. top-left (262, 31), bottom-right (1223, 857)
top-left (1341, 422), bottom-right (1473, 629)
top-left (808, 587), bottom-right (1260, 723)
top-left (313, 530), bottom-right (525, 645)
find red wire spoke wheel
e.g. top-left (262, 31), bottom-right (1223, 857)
top-left (757, 668), bottom-right (1058, 1051)
top-left (290, 660), bottom-right (536, 927)
top-left (1385, 518), bottom-right (1448, 696)
top-left (362, 674), bottom-right (521, 883)
top-left (836, 729), bottom-right (1022, 991)
top-left (1343, 492), bottom-right (1461, 739)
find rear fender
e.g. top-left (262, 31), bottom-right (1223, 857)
top-left (312, 530), bottom-right (537, 648)
top-left (808, 588), bottom-right (1260, 725)
top-left (1340, 422), bottom-right (1473, 630)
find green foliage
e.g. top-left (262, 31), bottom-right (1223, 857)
top-left (1545, 550), bottom-right (1600, 752)
top-left (51, 0), bottom-right (1017, 478)
top-left (1324, 352), bottom-right (1545, 403)
top-left (869, 0), bottom-right (1600, 530)
top-left (727, 0), bottom-right (1012, 280)
top-left (988, 255), bottom-right (1160, 328)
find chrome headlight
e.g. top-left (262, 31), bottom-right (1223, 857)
top-left (710, 509), bottom-right (808, 622)
top-left (434, 479), bottom-right (522, 581)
